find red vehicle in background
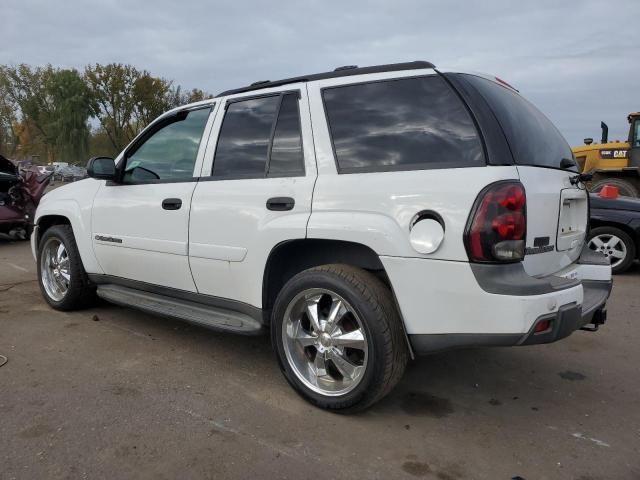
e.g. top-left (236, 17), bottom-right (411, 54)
top-left (0, 154), bottom-right (53, 239)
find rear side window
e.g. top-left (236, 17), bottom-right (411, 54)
top-left (322, 76), bottom-right (484, 173)
top-left (463, 75), bottom-right (575, 170)
top-left (213, 93), bottom-right (304, 179)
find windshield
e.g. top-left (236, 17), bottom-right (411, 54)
top-left (463, 75), bottom-right (576, 171)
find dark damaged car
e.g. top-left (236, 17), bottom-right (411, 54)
top-left (0, 154), bottom-right (52, 239)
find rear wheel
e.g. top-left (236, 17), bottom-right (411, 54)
top-left (37, 225), bottom-right (96, 310)
top-left (590, 178), bottom-right (639, 198)
top-left (271, 264), bottom-right (408, 412)
top-left (587, 226), bottom-right (636, 274)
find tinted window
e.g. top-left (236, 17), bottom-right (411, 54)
top-left (322, 76), bottom-right (484, 173)
top-left (124, 108), bottom-right (210, 182)
top-left (268, 94), bottom-right (304, 176)
top-left (464, 75), bottom-right (574, 170)
top-left (213, 96), bottom-right (280, 178)
top-left (632, 120), bottom-right (640, 147)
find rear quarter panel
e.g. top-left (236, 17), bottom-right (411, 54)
top-left (305, 71), bottom-right (520, 259)
top-left (307, 166), bottom-right (520, 259)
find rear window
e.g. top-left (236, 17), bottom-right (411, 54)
top-left (463, 75), bottom-right (575, 170)
top-left (322, 76), bottom-right (484, 173)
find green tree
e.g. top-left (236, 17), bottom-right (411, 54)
top-left (0, 68), bottom-right (19, 155)
top-left (169, 86), bottom-right (213, 108)
top-left (2, 62), bottom-right (213, 162)
top-left (47, 69), bottom-right (92, 163)
top-left (1, 64), bottom-right (55, 159)
top-left (85, 63), bottom-right (140, 152)
top-left (132, 72), bottom-right (174, 133)
top-left (1, 64), bottom-right (91, 163)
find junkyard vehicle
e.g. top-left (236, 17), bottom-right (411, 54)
top-left (589, 189), bottom-right (640, 273)
top-left (573, 113), bottom-right (640, 197)
top-left (33, 62), bottom-right (612, 411)
top-left (55, 164), bottom-right (87, 183)
top-left (0, 155), bottom-right (52, 239)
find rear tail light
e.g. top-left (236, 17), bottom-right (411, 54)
top-left (464, 181), bottom-right (526, 263)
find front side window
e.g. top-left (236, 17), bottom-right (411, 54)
top-left (213, 93), bottom-right (304, 179)
top-left (123, 107), bottom-right (211, 183)
top-left (322, 76), bottom-right (484, 173)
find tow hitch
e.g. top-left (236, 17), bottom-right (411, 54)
top-left (581, 308), bottom-right (607, 332)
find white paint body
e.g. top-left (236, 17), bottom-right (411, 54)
top-left (33, 68), bottom-right (610, 338)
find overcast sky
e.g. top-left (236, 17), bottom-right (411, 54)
top-left (1, 0), bottom-right (638, 146)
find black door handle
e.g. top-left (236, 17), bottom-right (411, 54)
top-left (162, 198), bottom-right (182, 210)
top-left (266, 197), bottom-right (295, 211)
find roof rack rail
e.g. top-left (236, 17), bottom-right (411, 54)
top-left (334, 65), bottom-right (358, 71)
top-left (217, 61), bottom-right (436, 97)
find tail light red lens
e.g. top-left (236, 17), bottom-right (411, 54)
top-left (464, 181), bottom-right (526, 263)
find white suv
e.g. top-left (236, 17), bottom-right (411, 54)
top-left (33, 61), bottom-right (612, 411)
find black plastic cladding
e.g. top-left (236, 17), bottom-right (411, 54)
top-left (216, 61), bottom-right (436, 97)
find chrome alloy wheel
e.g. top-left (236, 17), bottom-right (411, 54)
top-left (40, 238), bottom-right (71, 302)
top-left (282, 289), bottom-right (368, 396)
top-left (588, 233), bottom-right (627, 269)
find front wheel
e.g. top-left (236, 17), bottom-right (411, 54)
top-left (271, 264), bottom-right (408, 412)
top-left (37, 224), bottom-right (96, 310)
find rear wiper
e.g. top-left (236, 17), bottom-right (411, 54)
top-left (570, 171), bottom-right (593, 186)
top-left (559, 157), bottom-right (590, 186)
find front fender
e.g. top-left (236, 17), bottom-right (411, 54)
top-left (34, 181), bottom-right (103, 274)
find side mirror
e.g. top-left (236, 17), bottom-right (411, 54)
top-left (584, 138), bottom-right (593, 145)
top-left (87, 157), bottom-right (116, 180)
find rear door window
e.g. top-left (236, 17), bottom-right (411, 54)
top-left (462, 75), bottom-right (575, 170)
top-left (213, 96), bottom-right (280, 178)
top-left (213, 93), bottom-right (304, 179)
top-left (268, 94), bottom-right (305, 177)
top-left (322, 76), bottom-right (484, 173)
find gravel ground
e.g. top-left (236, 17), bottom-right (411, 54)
top-left (1, 237), bottom-right (639, 479)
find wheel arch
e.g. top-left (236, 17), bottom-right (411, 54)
top-left (37, 214), bottom-right (72, 239)
top-left (34, 203), bottom-right (103, 274)
top-left (263, 239), bottom-right (385, 312)
top-left (262, 239), bottom-right (412, 354)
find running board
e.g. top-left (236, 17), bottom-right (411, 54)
top-left (96, 284), bottom-right (264, 335)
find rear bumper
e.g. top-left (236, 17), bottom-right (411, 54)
top-left (409, 279), bottom-right (611, 354)
top-left (381, 246), bottom-right (612, 355)
top-left (518, 280), bottom-right (610, 346)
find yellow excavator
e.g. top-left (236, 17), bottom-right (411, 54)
top-left (572, 112), bottom-right (640, 197)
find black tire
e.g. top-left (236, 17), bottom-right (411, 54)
top-left (37, 224), bottom-right (96, 310)
top-left (271, 264), bottom-right (408, 412)
top-left (590, 178), bottom-right (639, 198)
top-left (587, 226), bottom-right (636, 274)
